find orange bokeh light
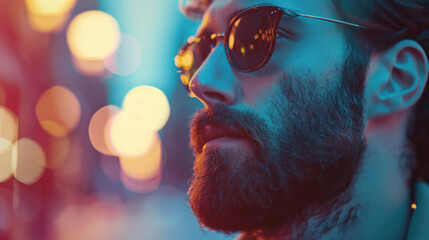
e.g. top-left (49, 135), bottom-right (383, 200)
top-left (122, 85), bottom-right (170, 131)
top-left (13, 138), bottom-right (46, 185)
top-left (107, 110), bottom-right (157, 157)
top-left (67, 10), bottom-right (120, 61)
top-left (89, 105), bottom-right (121, 156)
top-left (119, 133), bottom-right (162, 180)
top-left (36, 86), bottom-right (81, 137)
top-left (46, 135), bottom-right (70, 169)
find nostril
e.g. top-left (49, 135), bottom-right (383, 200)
top-left (204, 91), bottom-right (226, 103)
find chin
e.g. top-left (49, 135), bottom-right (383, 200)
top-left (188, 148), bottom-right (294, 233)
top-left (188, 136), bottom-right (366, 235)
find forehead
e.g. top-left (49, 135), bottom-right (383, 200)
top-left (201, 0), bottom-right (340, 30)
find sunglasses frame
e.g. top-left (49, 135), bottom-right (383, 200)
top-left (177, 5), bottom-right (366, 92)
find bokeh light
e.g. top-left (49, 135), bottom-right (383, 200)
top-left (0, 106), bottom-right (18, 144)
top-left (46, 136), bottom-right (70, 169)
top-left (53, 137), bottom-right (83, 182)
top-left (36, 86), bottom-right (81, 137)
top-left (119, 134), bottom-right (162, 180)
top-left (107, 110), bottom-right (157, 157)
top-left (0, 138), bottom-right (13, 182)
top-left (53, 196), bottom-right (126, 240)
top-left (25, 0), bottom-right (77, 16)
top-left (27, 11), bottom-right (70, 33)
top-left (89, 105), bottom-right (121, 156)
top-left (67, 10), bottom-right (120, 60)
top-left (120, 170), bottom-right (161, 194)
top-left (13, 138), bottom-right (46, 185)
top-left (72, 57), bottom-right (108, 76)
top-left (104, 33), bottom-right (142, 76)
top-left (25, 0), bottom-right (76, 32)
top-left (122, 85), bottom-right (170, 131)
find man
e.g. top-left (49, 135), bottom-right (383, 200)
top-left (175, 0), bottom-right (429, 239)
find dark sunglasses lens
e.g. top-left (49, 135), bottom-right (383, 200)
top-left (227, 8), bottom-right (276, 71)
top-left (177, 38), bottom-right (213, 93)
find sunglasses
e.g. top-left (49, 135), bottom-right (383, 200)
top-left (175, 6), bottom-right (365, 94)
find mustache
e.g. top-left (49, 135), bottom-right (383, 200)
top-left (189, 104), bottom-right (270, 154)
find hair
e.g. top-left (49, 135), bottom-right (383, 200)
top-left (331, 0), bottom-right (429, 183)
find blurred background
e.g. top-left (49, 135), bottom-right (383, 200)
top-left (0, 0), bottom-right (236, 239)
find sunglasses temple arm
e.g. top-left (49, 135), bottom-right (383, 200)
top-left (285, 10), bottom-right (366, 29)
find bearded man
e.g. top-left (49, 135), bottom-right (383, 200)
top-left (175, 0), bottom-right (429, 239)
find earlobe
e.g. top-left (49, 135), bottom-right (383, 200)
top-left (366, 40), bottom-right (429, 120)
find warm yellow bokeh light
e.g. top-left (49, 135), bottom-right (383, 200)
top-left (27, 13), bottom-right (69, 33)
top-left (0, 106), bottom-right (18, 146)
top-left (72, 57), bottom-right (107, 76)
top-left (0, 138), bottom-right (13, 182)
top-left (36, 86), bottom-right (81, 137)
top-left (107, 110), bottom-right (157, 157)
top-left (25, 0), bottom-right (76, 16)
top-left (89, 105), bottom-right (121, 156)
top-left (122, 85), bottom-right (170, 131)
top-left (67, 10), bottom-right (120, 60)
top-left (412, 203), bottom-right (417, 210)
top-left (25, 0), bottom-right (76, 32)
top-left (13, 138), bottom-right (46, 185)
top-left (120, 134), bottom-right (162, 180)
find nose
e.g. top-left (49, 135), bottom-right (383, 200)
top-left (188, 44), bottom-right (239, 107)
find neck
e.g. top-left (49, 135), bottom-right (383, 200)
top-left (239, 110), bottom-right (415, 240)
top-left (338, 110), bottom-right (415, 240)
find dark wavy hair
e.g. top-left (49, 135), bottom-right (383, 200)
top-left (331, 0), bottom-right (429, 183)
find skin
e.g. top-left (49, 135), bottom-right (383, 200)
top-left (186, 0), bottom-right (429, 239)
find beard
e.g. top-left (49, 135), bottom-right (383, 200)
top-left (188, 48), bottom-right (369, 236)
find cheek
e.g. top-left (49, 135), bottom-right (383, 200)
top-left (254, 84), bottom-right (289, 131)
top-left (269, 35), bottom-right (347, 82)
top-left (238, 73), bottom-right (280, 106)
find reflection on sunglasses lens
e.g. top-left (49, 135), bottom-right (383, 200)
top-left (228, 8), bottom-right (274, 71)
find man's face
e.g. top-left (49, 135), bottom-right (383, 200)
top-left (187, 0), bottom-right (368, 235)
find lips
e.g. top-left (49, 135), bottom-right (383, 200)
top-left (201, 124), bottom-right (246, 147)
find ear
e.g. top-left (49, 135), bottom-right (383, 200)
top-left (365, 40), bottom-right (429, 120)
